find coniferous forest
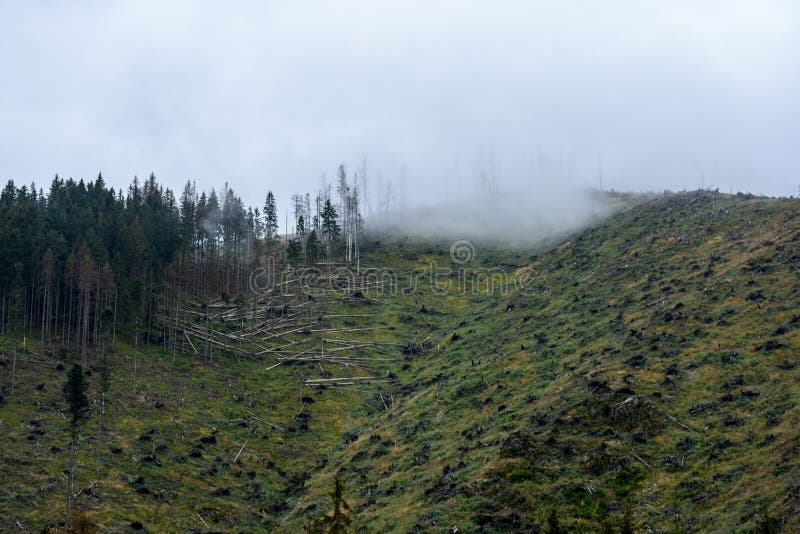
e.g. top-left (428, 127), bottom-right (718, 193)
top-left (0, 167), bottom-right (364, 357)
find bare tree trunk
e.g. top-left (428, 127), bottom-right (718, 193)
top-left (147, 296), bottom-right (152, 346)
top-left (93, 290), bottom-right (100, 355)
top-left (54, 282), bottom-right (60, 351)
top-left (81, 284), bottom-right (90, 365)
top-left (66, 426), bottom-right (76, 524)
top-left (67, 282), bottom-right (73, 347)
top-left (40, 280), bottom-right (48, 353)
top-left (97, 389), bottom-right (104, 476)
top-left (112, 287), bottom-right (117, 352)
top-left (11, 343), bottom-right (17, 398)
top-left (173, 286), bottom-right (179, 363)
top-left (204, 309), bottom-right (209, 360)
top-left (61, 281), bottom-right (68, 348)
top-left (133, 329), bottom-right (138, 396)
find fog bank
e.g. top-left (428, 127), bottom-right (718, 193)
top-left (368, 185), bottom-right (619, 244)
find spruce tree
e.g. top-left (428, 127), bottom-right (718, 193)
top-left (321, 199), bottom-right (340, 245)
top-left (64, 362), bottom-right (89, 523)
top-left (309, 473), bottom-right (352, 533)
top-left (264, 190), bottom-right (278, 242)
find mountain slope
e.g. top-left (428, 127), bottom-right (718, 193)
top-left (289, 191), bottom-right (800, 533)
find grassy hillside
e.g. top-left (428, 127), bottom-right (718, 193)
top-left (289, 191), bottom-right (800, 533)
top-left (1, 190), bottom-right (799, 533)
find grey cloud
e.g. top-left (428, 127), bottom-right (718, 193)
top-left (1, 0), bottom-right (798, 215)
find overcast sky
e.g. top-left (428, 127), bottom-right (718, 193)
top-left (1, 1), bottom-right (798, 209)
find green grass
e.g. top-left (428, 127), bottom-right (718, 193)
top-left (0, 339), bottom-right (369, 531)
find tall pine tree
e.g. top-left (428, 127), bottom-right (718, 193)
top-left (321, 199), bottom-right (340, 244)
top-left (264, 191), bottom-right (278, 242)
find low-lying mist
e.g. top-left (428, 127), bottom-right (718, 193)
top-left (367, 185), bottom-right (621, 245)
